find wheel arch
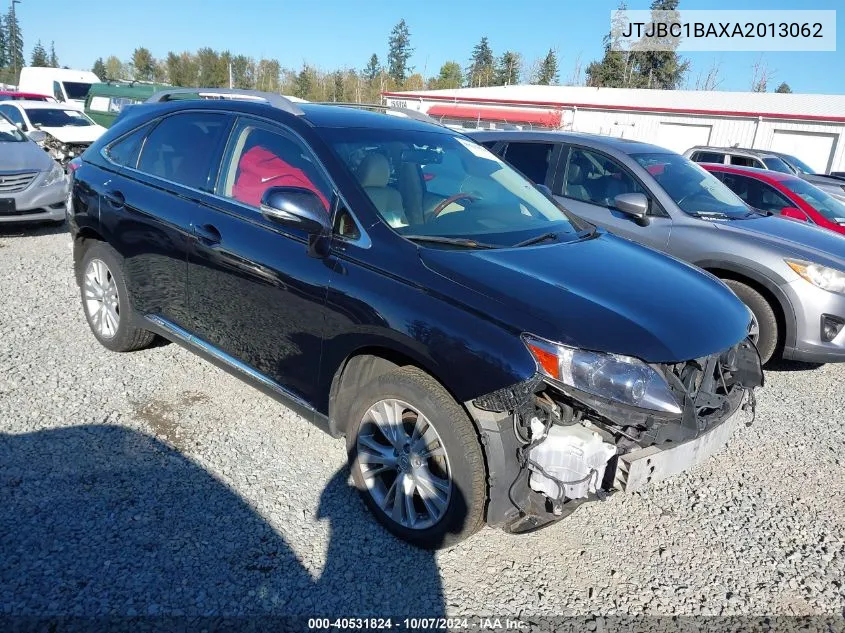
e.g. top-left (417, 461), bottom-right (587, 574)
top-left (72, 226), bottom-right (107, 285)
top-left (699, 261), bottom-right (797, 351)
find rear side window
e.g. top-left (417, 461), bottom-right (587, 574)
top-left (691, 151), bottom-right (725, 164)
top-left (729, 155), bottom-right (763, 169)
top-left (104, 124), bottom-right (151, 168)
top-left (502, 142), bottom-right (554, 184)
top-left (137, 112), bottom-right (229, 190)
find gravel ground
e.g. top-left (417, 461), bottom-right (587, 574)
top-left (1, 226), bottom-right (844, 621)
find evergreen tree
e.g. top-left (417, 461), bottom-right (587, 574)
top-left (48, 41), bottom-right (58, 67)
top-left (629, 0), bottom-right (689, 89)
top-left (0, 17), bottom-right (7, 69)
top-left (132, 47), bottom-right (155, 81)
top-left (5, 7), bottom-right (24, 75)
top-left (294, 64), bottom-right (313, 100)
top-left (432, 61), bottom-right (462, 89)
top-left (775, 82), bottom-right (792, 94)
top-left (30, 40), bottom-right (48, 67)
top-left (585, 2), bottom-right (631, 87)
top-left (387, 19), bottom-right (413, 85)
top-left (494, 51), bottom-right (520, 86)
top-left (536, 49), bottom-right (559, 85)
top-left (92, 58), bottom-right (107, 80)
top-left (363, 54), bottom-right (380, 81)
top-left (466, 36), bottom-right (494, 87)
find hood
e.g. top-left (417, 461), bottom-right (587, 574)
top-left (419, 232), bottom-right (751, 363)
top-left (41, 125), bottom-right (105, 144)
top-left (0, 139), bottom-right (53, 172)
top-left (712, 215), bottom-right (845, 270)
top-left (804, 173), bottom-right (845, 187)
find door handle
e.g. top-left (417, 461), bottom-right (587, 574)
top-left (193, 223), bottom-right (222, 245)
top-left (104, 190), bottom-right (125, 209)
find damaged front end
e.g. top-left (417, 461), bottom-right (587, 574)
top-left (470, 337), bottom-right (764, 535)
top-left (42, 134), bottom-right (89, 167)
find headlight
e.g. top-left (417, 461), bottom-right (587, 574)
top-left (40, 162), bottom-right (65, 187)
top-left (786, 260), bottom-right (845, 295)
top-left (522, 334), bottom-right (682, 415)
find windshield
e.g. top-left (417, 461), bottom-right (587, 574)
top-left (63, 81), bottom-right (92, 100)
top-left (0, 114), bottom-right (25, 142)
top-left (762, 157), bottom-right (793, 174)
top-left (780, 154), bottom-right (816, 175)
top-left (25, 108), bottom-right (94, 128)
top-left (783, 179), bottom-right (845, 223)
top-left (633, 152), bottom-right (750, 218)
top-left (324, 128), bottom-right (584, 247)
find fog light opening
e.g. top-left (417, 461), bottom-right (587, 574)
top-left (821, 314), bottom-right (845, 343)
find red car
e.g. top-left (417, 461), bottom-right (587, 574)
top-left (702, 163), bottom-right (845, 236)
top-left (0, 90), bottom-right (56, 102)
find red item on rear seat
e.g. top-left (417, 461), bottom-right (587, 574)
top-left (232, 146), bottom-right (330, 210)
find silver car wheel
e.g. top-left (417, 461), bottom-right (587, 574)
top-left (356, 398), bottom-right (452, 530)
top-left (83, 259), bottom-right (120, 339)
top-left (748, 311), bottom-right (760, 344)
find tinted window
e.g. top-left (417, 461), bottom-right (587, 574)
top-left (324, 127), bottom-right (582, 247)
top-left (502, 142), bottom-right (553, 184)
top-left (0, 105), bottom-right (25, 128)
top-left (564, 148), bottom-right (646, 207)
top-left (720, 173), bottom-right (792, 213)
top-left (219, 119), bottom-right (331, 212)
top-left (63, 82), bottom-right (92, 100)
top-left (25, 108), bottom-right (93, 127)
top-left (729, 155), bottom-right (762, 168)
top-left (633, 152), bottom-right (750, 218)
top-left (782, 178), bottom-right (845, 223)
top-left (691, 151), bottom-right (725, 163)
top-left (138, 112), bottom-right (229, 190)
top-left (105, 124), bottom-right (152, 168)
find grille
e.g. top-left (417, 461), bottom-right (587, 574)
top-left (0, 171), bottom-right (38, 193)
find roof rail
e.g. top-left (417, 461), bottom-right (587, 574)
top-left (145, 88), bottom-right (305, 116)
top-left (312, 102), bottom-right (443, 127)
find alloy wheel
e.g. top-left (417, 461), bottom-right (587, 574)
top-left (356, 398), bottom-right (452, 530)
top-left (83, 258), bottom-right (120, 339)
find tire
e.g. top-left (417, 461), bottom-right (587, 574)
top-left (346, 366), bottom-right (487, 549)
top-left (723, 279), bottom-right (778, 364)
top-left (80, 241), bottom-right (155, 353)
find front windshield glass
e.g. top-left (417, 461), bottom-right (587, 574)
top-left (25, 108), bottom-right (93, 128)
top-left (762, 157), bottom-right (793, 173)
top-left (783, 178), bottom-right (845, 223)
top-left (0, 115), bottom-right (25, 142)
top-left (781, 154), bottom-right (816, 175)
top-left (62, 81), bottom-right (92, 100)
top-left (325, 128), bottom-right (584, 247)
top-left (632, 152), bottom-right (750, 218)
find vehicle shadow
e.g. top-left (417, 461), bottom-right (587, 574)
top-left (765, 358), bottom-right (825, 372)
top-left (0, 220), bottom-right (68, 238)
top-left (0, 425), bottom-right (449, 620)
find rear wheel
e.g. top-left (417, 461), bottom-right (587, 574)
top-left (80, 241), bottom-right (155, 352)
top-left (346, 366), bottom-right (487, 549)
top-left (723, 279), bottom-right (778, 364)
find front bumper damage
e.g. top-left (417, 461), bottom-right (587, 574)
top-left (469, 338), bottom-right (764, 535)
top-left (43, 135), bottom-right (90, 167)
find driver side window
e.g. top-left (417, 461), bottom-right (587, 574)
top-left (564, 148), bottom-right (646, 208)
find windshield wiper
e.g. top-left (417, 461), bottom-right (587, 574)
top-left (689, 211), bottom-right (731, 220)
top-left (403, 235), bottom-right (499, 249)
top-left (513, 232), bottom-right (559, 248)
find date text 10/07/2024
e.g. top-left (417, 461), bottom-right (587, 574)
top-left (307, 617), bottom-right (529, 630)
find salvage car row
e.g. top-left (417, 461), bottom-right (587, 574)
top-left (56, 88), bottom-right (845, 550)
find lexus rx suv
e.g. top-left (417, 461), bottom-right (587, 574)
top-left (472, 130), bottom-right (845, 366)
top-left (69, 90), bottom-right (762, 548)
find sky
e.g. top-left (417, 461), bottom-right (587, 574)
top-left (13, 0), bottom-right (844, 94)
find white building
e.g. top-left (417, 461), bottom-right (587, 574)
top-left (383, 85), bottom-right (845, 174)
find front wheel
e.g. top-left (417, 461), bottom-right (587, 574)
top-left (723, 279), bottom-right (778, 364)
top-left (346, 367), bottom-right (487, 549)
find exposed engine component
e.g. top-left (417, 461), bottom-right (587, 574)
top-left (527, 418), bottom-right (616, 503)
top-left (43, 135), bottom-right (89, 167)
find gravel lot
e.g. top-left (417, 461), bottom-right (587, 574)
top-left (1, 225), bottom-right (844, 620)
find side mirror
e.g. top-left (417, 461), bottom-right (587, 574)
top-left (260, 186), bottom-right (331, 235)
top-left (614, 192), bottom-right (650, 226)
top-left (28, 130), bottom-right (47, 144)
top-left (780, 206), bottom-right (807, 222)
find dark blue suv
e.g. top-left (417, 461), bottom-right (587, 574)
top-left (68, 89), bottom-right (763, 548)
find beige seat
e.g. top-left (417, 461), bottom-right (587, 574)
top-left (356, 154), bottom-right (406, 226)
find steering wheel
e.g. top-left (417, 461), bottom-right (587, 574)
top-left (430, 193), bottom-right (479, 219)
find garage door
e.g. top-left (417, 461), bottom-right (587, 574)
top-left (770, 130), bottom-right (837, 173)
top-left (655, 123), bottom-right (712, 154)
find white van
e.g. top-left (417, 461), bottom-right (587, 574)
top-left (18, 68), bottom-right (101, 108)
